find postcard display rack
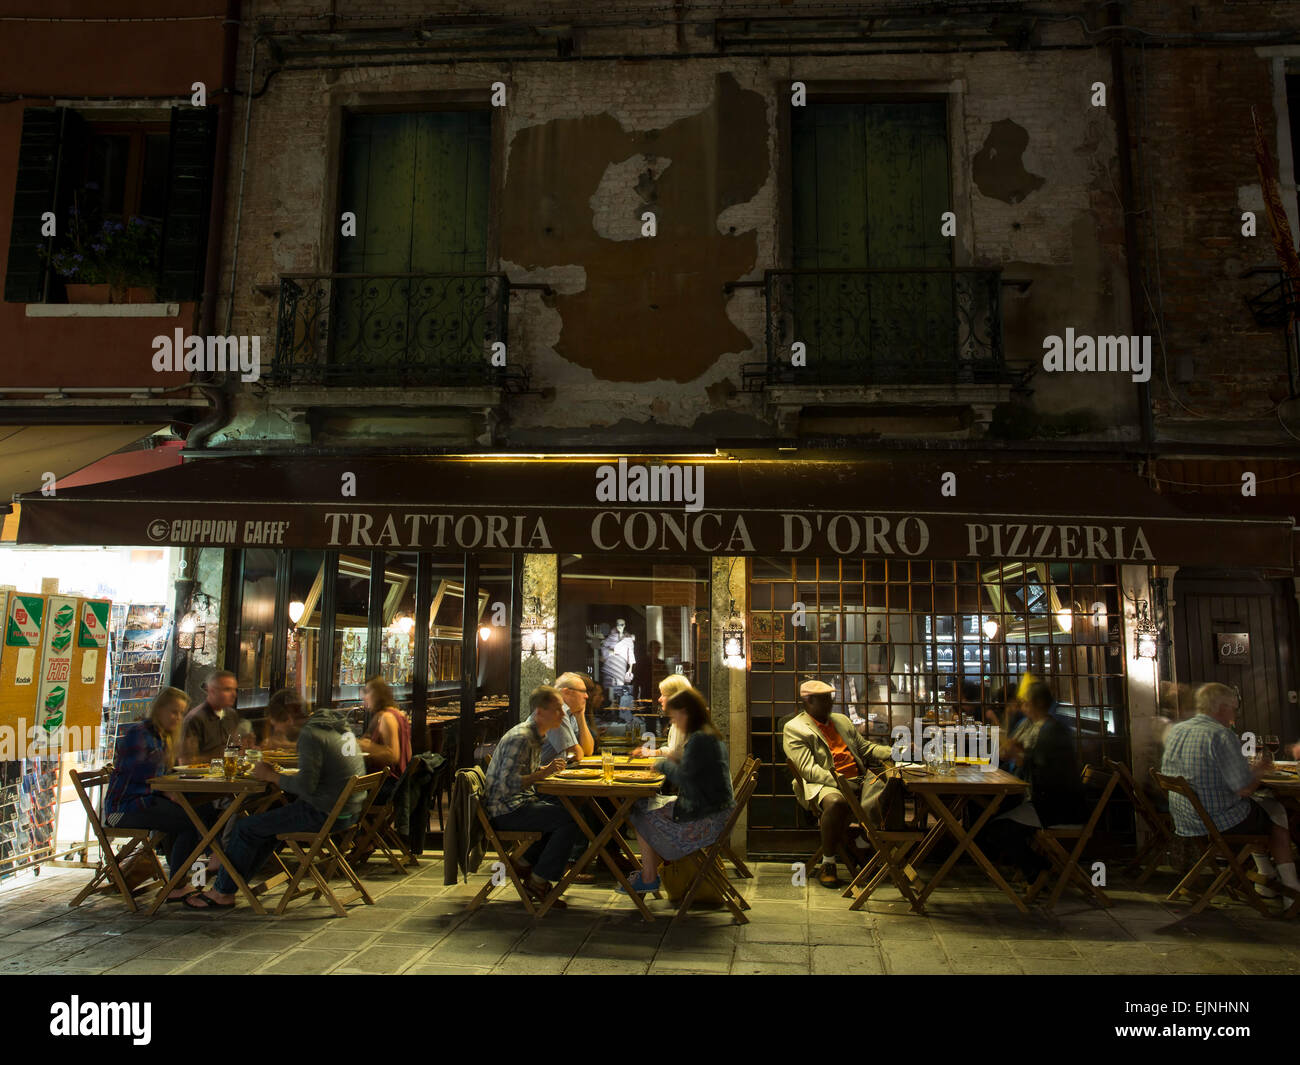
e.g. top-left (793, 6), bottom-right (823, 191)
top-left (100, 604), bottom-right (172, 761)
top-left (0, 591), bottom-right (112, 882)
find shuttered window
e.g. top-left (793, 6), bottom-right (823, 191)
top-left (3, 105), bottom-right (216, 303)
top-left (791, 100), bottom-right (954, 383)
top-left (332, 110), bottom-right (491, 383)
top-left (4, 108), bottom-right (84, 303)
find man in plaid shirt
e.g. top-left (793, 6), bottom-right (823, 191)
top-left (484, 685), bottom-right (583, 905)
top-left (1161, 682), bottom-right (1299, 897)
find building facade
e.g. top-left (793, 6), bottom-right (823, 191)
top-left (8, 0), bottom-right (1300, 856)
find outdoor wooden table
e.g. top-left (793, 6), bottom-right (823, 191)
top-left (535, 769), bottom-right (666, 922)
top-left (145, 773), bottom-right (273, 915)
top-left (895, 765), bottom-right (1030, 913)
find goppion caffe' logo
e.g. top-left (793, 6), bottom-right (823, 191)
top-left (147, 518), bottom-right (290, 544)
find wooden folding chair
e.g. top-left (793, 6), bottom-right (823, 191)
top-left (1149, 769), bottom-right (1273, 917)
top-left (463, 771), bottom-right (543, 915)
top-left (347, 762), bottom-right (420, 875)
top-left (1023, 764), bottom-right (1118, 910)
top-left (1103, 757), bottom-right (1176, 886)
top-left (718, 755), bottom-right (757, 879)
top-left (832, 769), bottom-right (926, 914)
top-left (67, 767), bottom-right (168, 913)
top-left (786, 758), bottom-right (857, 873)
top-left (274, 771), bottom-right (386, 917)
top-left (670, 758), bottom-right (761, 926)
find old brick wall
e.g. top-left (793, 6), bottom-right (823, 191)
top-left (1121, 1), bottom-right (1300, 439)
top-left (210, 0), bottom-right (1274, 449)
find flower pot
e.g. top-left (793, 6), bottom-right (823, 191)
top-left (126, 286), bottom-right (157, 304)
top-left (65, 283), bottom-right (111, 304)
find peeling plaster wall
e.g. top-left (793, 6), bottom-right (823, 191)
top-left (217, 3), bottom-right (1143, 448)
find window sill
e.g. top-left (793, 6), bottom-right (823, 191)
top-left (25, 303), bottom-right (182, 318)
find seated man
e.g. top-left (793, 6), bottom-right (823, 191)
top-left (540, 672), bottom-right (597, 764)
top-left (483, 685), bottom-right (585, 906)
top-left (981, 681), bottom-right (1087, 881)
top-left (1162, 681), bottom-right (1299, 898)
top-left (185, 700), bottom-right (365, 910)
top-left (181, 669), bottom-right (244, 763)
top-left (782, 679), bottom-right (900, 889)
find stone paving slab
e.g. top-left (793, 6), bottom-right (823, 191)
top-left (4, 857), bottom-right (1300, 975)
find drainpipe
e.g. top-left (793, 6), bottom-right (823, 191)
top-left (188, 0), bottom-right (245, 451)
top-left (1109, 2), bottom-right (1155, 452)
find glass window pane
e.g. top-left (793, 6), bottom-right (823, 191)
top-left (285, 550), bottom-right (326, 708)
top-left (331, 554), bottom-right (372, 708)
top-left (236, 548), bottom-right (277, 709)
top-left (378, 553), bottom-right (419, 707)
top-left (558, 555), bottom-right (709, 747)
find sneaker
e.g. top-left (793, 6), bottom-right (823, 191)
top-left (615, 872), bottom-right (661, 894)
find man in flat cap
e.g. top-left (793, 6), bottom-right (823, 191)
top-left (782, 679), bottom-right (900, 888)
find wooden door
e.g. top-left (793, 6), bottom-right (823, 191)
top-left (790, 100), bottom-right (952, 382)
top-left (1172, 575), bottom-right (1299, 742)
top-left (334, 110), bottom-right (490, 383)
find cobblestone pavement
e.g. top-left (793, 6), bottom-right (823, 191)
top-left (2, 857), bottom-right (1299, 975)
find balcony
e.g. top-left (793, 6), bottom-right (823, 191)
top-left (734, 267), bottom-right (1028, 435)
top-left (739, 267), bottom-right (1024, 387)
top-left (273, 273), bottom-right (535, 392)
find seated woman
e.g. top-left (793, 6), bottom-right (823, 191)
top-left (630, 674), bottom-right (694, 758)
top-left (620, 688), bottom-right (735, 894)
top-left (104, 687), bottom-right (216, 902)
top-left (261, 688), bottom-right (306, 750)
top-left (358, 677), bottom-right (411, 804)
top-left (981, 681), bottom-right (1087, 881)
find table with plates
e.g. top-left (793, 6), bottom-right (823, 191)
top-left (893, 764), bottom-right (1031, 913)
top-left (535, 755), bottom-right (666, 921)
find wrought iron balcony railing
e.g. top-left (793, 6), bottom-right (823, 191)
top-left (273, 272), bottom-right (534, 390)
top-left (736, 267), bottom-right (1013, 390)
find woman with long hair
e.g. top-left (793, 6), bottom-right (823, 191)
top-left (359, 676), bottom-right (412, 802)
top-left (631, 673), bottom-right (693, 758)
top-left (619, 688), bottom-right (735, 894)
top-left (104, 687), bottom-right (216, 901)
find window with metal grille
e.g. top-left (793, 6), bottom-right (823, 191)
top-left (745, 556), bottom-right (1126, 855)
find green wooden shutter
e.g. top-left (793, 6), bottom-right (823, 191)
top-left (158, 105), bottom-right (218, 302)
top-left (791, 100), bottom-right (952, 383)
top-left (4, 107), bottom-right (85, 303)
top-left (336, 110), bottom-right (490, 384)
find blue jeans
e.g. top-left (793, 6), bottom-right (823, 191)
top-left (492, 799), bottom-right (583, 883)
top-left (214, 800), bottom-right (331, 895)
top-left (113, 797), bottom-right (217, 879)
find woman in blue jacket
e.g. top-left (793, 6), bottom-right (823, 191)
top-left (620, 688), bottom-right (735, 894)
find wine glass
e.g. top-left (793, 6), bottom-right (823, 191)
top-left (1264, 734), bottom-right (1281, 765)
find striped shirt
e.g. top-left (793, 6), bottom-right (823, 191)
top-left (1160, 713), bottom-right (1253, 835)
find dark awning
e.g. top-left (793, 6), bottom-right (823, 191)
top-left (13, 454), bottom-right (1296, 568)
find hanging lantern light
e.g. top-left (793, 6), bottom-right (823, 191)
top-left (722, 600), bottom-right (745, 667)
top-left (288, 600), bottom-right (306, 625)
top-left (982, 617), bottom-right (999, 640)
top-left (1134, 599), bottom-right (1160, 660)
top-left (521, 596), bottom-right (551, 658)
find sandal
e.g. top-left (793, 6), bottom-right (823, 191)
top-left (164, 889), bottom-right (198, 904)
top-left (183, 892), bottom-right (235, 910)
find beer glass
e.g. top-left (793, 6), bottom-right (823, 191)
top-left (602, 750), bottom-right (614, 784)
top-left (223, 750), bottom-right (239, 781)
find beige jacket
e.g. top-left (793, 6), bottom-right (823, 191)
top-left (782, 711), bottom-right (895, 823)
